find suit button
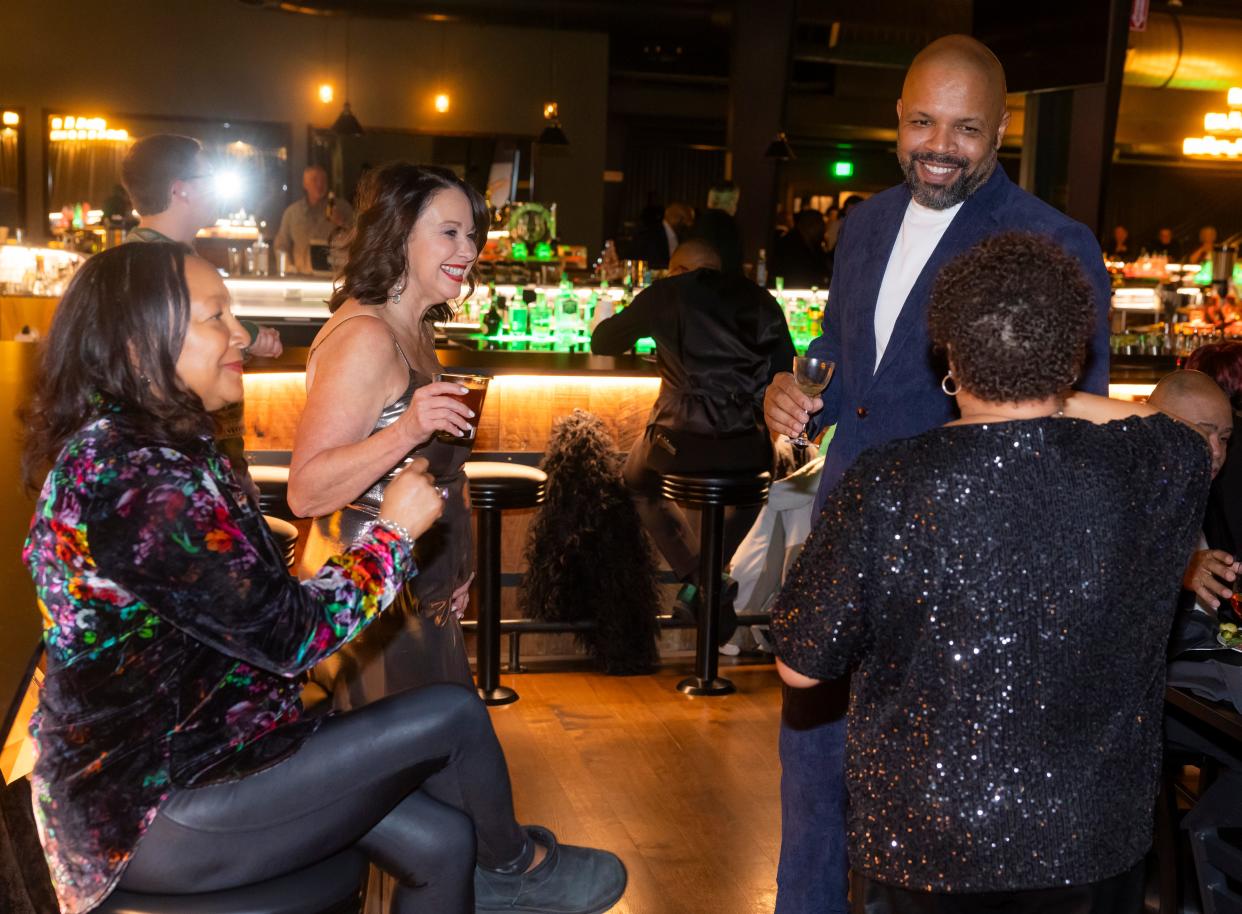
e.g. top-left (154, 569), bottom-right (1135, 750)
top-left (856, 407), bottom-right (868, 418)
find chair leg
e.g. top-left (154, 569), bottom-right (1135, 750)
top-left (678, 503), bottom-right (735, 697)
top-left (475, 508), bottom-right (517, 706)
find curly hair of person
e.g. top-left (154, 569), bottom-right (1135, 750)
top-left (329, 162), bottom-right (489, 323)
top-left (519, 410), bottom-right (661, 674)
top-left (928, 231), bottom-right (1094, 403)
top-left (21, 243), bottom-right (212, 492)
top-left (1186, 341), bottom-right (1242, 412)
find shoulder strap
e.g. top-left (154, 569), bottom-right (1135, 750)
top-left (308, 312), bottom-right (413, 372)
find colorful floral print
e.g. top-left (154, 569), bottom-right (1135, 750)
top-left (23, 414), bottom-right (415, 914)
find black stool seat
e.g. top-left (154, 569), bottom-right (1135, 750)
top-left (250, 465), bottom-right (294, 522)
top-left (463, 461), bottom-right (547, 509)
top-left (462, 462), bottom-right (547, 705)
top-left (263, 514), bottom-right (299, 571)
top-left (95, 847), bottom-right (366, 914)
top-left (659, 470), bottom-right (771, 697)
top-left (661, 472), bottom-right (771, 508)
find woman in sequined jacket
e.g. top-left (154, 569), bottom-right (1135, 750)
top-left (773, 232), bottom-right (1212, 913)
top-left (20, 244), bottom-right (624, 914)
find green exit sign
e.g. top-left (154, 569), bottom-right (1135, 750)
top-left (832, 160), bottom-right (854, 178)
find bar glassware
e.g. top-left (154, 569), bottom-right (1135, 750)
top-left (434, 372), bottom-right (490, 443)
top-left (791, 356), bottom-right (835, 448)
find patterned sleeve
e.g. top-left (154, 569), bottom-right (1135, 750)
top-left (770, 461), bottom-right (873, 681)
top-left (87, 445), bottom-right (415, 676)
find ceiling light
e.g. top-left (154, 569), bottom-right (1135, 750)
top-left (318, 84), bottom-right (334, 104)
top-left (435, 93), bottom-right (450, 113)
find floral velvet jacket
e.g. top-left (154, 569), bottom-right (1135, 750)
top-left (22, 413), bottom-right (415, 914)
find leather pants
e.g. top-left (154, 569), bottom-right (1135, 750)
top-left (118, 684), bottom-right (528, 914)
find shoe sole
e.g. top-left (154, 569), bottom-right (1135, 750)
top-left (475, 869), bottom-right (627, 914)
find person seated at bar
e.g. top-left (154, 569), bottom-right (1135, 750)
top-left (20, 243), bottom-right (625, 914)
top-left (591, 236), bottom-right (796, 642)
top-left (289, 163), bottom-right (488, 706)
top-left (1186, 343), bottom-right (1242, 558)
top-left (274, 164), bottom-right (355, 275)
top-left (121, 133), bottom-right (282, 499)
top-left (1188, 224), bottom-right (1219, 265)
top-left (772, 208), bottom-right (831, 288)
top-left (1145, 369), bottom-right (1239, 623)
top-left (772, 232), bottom-right (1211, 913)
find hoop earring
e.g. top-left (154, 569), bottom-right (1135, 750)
top-left (941, 372), bottom-right (959, 397)
top-left (389, 279), bottom-right (405, 305)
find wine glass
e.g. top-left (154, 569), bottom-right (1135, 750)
top-left (792, 356), bottom-right (835, 447)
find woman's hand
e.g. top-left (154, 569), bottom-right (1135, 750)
top-left (379, 457), bottom-right (444, 539)
top-left (450, 573), bottom-right (475, 620)
top-left (1184, 548), bottom-right (1241, 610)
top-left (396, 382), bottom-right (476, 446)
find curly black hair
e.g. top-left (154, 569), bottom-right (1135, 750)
top-left (928, 231), bottom-right (1094, 403)
top-left (519, 409), bottom-right (661, 674)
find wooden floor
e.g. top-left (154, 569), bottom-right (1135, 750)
top-left (488, 659), bottom-right (784, 914)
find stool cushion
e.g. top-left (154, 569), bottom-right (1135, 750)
top-left (661, 471), bottom-right (772, 508)
top-left (463, 461), bottom-right (547, 510)
top-left (95, 847), bottom-right (366, 914)
top-left (250, 465), bottom-right (294, 522)
top-left (263, 515), bottom-right (299, 571)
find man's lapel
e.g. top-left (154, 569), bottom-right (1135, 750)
top-left (870, 167), bottom-right (1009, 385)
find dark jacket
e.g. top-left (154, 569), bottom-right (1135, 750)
top-left (806, 166), bottom-right (1113, 511)
top-left (591, 269), bottom-right (796, 438)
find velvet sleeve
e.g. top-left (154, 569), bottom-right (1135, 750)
top-left (87, 445), bottom-right (415, 677)
top-left (770, 461), bottom-right (873, 681)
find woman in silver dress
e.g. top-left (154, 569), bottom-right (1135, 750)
top-left (289, 163), bottom-right (486, 707)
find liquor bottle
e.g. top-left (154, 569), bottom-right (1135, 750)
top-left (756, 248), bottom-right (768, 287)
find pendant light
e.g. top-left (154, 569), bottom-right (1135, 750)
top-left (764, 132), bottom-right (795, 160)
top-left (332, 16), bottom-right (364, 136)
top-left (537, 20), bottom-right (569, 147)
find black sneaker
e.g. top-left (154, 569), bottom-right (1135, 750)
top-left (474, 825), bottom-right (627, 914)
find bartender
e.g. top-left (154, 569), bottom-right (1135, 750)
top-left (274, 165), bottom-right (354, 274)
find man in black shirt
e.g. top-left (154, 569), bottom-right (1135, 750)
top-left (592, 239), bottom-right (796, 640)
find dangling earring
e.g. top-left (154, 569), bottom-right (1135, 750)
top-left (389, 279), bottom-right (406, 305)
top-left (941, 371), bottom-right (959, 397)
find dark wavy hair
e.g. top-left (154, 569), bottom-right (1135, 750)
top-left (928, 231), bottom-right (1094, 403)
top-left (21, 243), bottom-right (211, 490)
top-left (330, 163), bottom-right (489, 322)
top-left (1186, 341), bottom-right (1242, 412)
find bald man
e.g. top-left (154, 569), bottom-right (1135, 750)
top-left (1149, 371), bottom-right (1240, 613)
top-left (592, 237), bottom-right (794, 642)
top-left (763, 35), bottom-right (1113, 914)
top-left (274, 165), bottom-right (355, 275)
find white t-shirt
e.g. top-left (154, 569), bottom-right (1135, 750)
top-left (873, 199), bottom-right (962, 370)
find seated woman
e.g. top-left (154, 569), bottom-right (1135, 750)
top-left (21, 244), bottom-right (625, 914)
top-left (772, 232), bottom-right (1212, 913)
top-left (289, 163), bottom-right (487, 706)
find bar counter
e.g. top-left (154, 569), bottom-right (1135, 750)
top-left (242, 348), bottom-right (662, 457)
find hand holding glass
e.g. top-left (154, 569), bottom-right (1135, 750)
top-left (792, 356), bottom-right (835, 447)
top-left (434, 373), bottom-right (489, 443)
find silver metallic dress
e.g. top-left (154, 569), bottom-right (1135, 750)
top-left (300, 318), bottom-right (474, 708)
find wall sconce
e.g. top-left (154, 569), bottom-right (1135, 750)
top-left (318, 84), bottom-right (334, 104)
top-left (435, 93), bottom-right (451, 114)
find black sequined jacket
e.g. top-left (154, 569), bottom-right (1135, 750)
top-left (773, 414), bottom-right (1210, 892)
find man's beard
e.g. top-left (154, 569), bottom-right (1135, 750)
top-left (900, 149), bottom-right (996, 209)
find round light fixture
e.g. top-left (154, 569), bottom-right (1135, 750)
top-left (318, 84), bottom-right (334, 104)
top-left (435, 93), bottom-right (451, 113)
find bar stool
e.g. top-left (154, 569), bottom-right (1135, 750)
top-left (463, 461), bottom-right (547, 706)
top-left (250, 465), bottom-right (294, 522)
top-left (95, 847), bottom-right (366, 914)
top-left (263, 515), bottom-right (299, 572)
top-left (661, 471), bottom-right (771, 696)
